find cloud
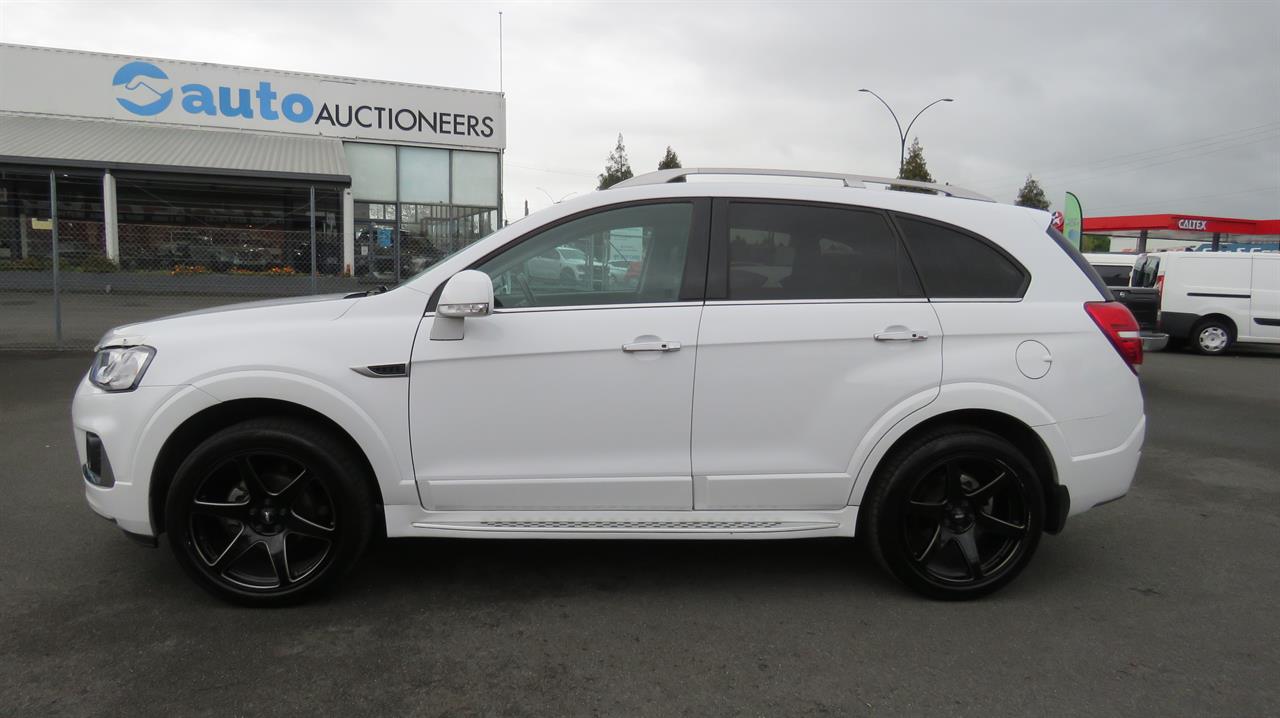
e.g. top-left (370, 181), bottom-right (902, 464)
top-left (2, 0), bottom-right (1276, 219)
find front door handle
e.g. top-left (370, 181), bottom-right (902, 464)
top-left (622, 340), bottom-right (681, 352)
top-left (874, 328), bottom-right (929, 342)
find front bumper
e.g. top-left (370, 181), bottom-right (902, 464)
top-left (72, 375), bottom-right (217, 538)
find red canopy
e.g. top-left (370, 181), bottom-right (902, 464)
top-left (1083, 214), bottom-right (1280, 235)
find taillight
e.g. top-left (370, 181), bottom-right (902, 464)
top-left (1085, 301), bottom-right (1142, 373)
top-left (1155, 274), bottom-right (1164, 299)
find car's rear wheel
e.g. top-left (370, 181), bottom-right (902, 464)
top-left (1191, 318), bottom-right (1233, 355)
top-left (864, 428), bottom-right (1044, 600)
top-left (166, 418), bottom-right (373, 606)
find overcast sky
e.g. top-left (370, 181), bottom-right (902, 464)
top-left (2, 0), bottom-right (1277, 221)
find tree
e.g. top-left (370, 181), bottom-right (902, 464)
top-left (597, 133), bottom-right (634, 190)
top-left (1081, 234), bottom-right (1111, 253)
top-left (658, 146), bottom-right (682, 170)
top-left (1015, 175), bottom-right (1051, 210)
top-left (893, 137), bottom-right (934, 193)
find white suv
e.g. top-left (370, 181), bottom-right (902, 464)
top-left (71, 168), bottom-right (1146, 605)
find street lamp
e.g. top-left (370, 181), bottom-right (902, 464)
top-left (858, 89), bottom-right (954, 176)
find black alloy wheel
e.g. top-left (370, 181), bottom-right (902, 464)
top-left (902, 454), bottom-right (1031, 584)
top-left (189, 452), bottom-right (335, 590)
top-left (865, 428), bottom-right (1044, 600)
top-left (167, 418), bottom-right (373, 606)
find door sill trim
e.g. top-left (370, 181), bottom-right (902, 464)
top-left (411, 519), bottom-right (837, 533)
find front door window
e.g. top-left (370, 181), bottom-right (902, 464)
top-left (476, 202), bottom-right (695, 309)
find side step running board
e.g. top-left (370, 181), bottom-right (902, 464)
top-left (411, 519), bottom-right (838, 534)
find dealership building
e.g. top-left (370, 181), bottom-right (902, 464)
top-left (0, 43), bottom-right (505, 282)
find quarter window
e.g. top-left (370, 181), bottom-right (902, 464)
top-left (477, 203), bottom-right (694, 309)
top-left (725, 202), bottom-right (922, 300)
top-left (895, 216), bottom-right (1028, 298)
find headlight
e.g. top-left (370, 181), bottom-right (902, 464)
top-left (89, 345), bottom-right (156, 392)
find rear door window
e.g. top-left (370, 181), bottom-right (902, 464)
top-left (895, 216), bottom-right (1029, 299)
top-left (724, 202), bottom-right (922, 300)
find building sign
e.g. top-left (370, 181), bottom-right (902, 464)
top-left (1176, 218), bottom-right (1209, 231)
top-left (0, 43), bottom-right (505, 150)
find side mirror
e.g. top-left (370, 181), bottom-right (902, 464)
top-left (430, 270), bottom-right (494, 341)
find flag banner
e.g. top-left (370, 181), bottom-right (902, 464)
top-left (1064, 192), bottom-right (1083, 249)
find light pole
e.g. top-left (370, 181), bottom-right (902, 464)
top-left (858, 89), bottom-right (953, 176)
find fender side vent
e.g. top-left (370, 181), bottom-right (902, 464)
top-left (352, 363), bottom-right (408, 378)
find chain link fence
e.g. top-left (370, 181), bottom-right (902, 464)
top-left (2, 167), bottom-right (502, 350)
top-left (1, 215), bottom-right (353, 350)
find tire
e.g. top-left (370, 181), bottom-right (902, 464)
top-left (560, 267), bottom-right (576, 285)
top-left (165, 417), bottom-right (374, 606)
top-left (1190, 318), bottom-right (1233, 355)
top-left (863, 427), bottom-right (1045, 600)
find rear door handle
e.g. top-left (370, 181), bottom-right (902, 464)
top-left (874, 328), bottom-right (929, 342)
top-left (622, 340), bottom-right (681, 352)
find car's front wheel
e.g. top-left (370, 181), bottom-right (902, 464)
top-left (166, 417), bottom-right (374, 606)
top-left (864, 427), bottom-right (1044, 600)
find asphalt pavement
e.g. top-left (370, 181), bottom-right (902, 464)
top-left (1, 349), bottom-right (1277, 717)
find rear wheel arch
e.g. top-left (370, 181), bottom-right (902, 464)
top-left (1197, 313), bottom-right (1236, 334)
top-left (149, 399), bottom-right (385, 537)
top-left (857, 409), bottom-right (1064, 535)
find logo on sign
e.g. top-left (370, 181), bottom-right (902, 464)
top-left (1051, 211), bottom-right (1065, 232)
top-left (112, 60), bottom-right (313, 123)
top-left (1177, 218), bottom-right (1208, 231)
top-left (112, 61), bottom-right (173, 116)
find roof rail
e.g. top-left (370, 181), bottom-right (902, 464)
top-left (610, 167), bottom-right (995, 202)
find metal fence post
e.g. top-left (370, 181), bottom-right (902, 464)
top-left (50, 170), bottom-right (62, 348)
top-left (393, 150), bottom-right (401, 283)
top-left (309, 185), bottom-right (317, 294)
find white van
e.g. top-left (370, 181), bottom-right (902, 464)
top-left (1134, 252), bottom-right (1280, 354)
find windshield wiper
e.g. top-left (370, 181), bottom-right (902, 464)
top-left (343, 285), bottom-right (389, 299)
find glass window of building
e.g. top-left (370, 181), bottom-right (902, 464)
top-left (345, 143), bottom-right (396, 202)
top-left (398, 147), bottom-right (450, 204)
top-left (451, 151), bottom-right (499, 207)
